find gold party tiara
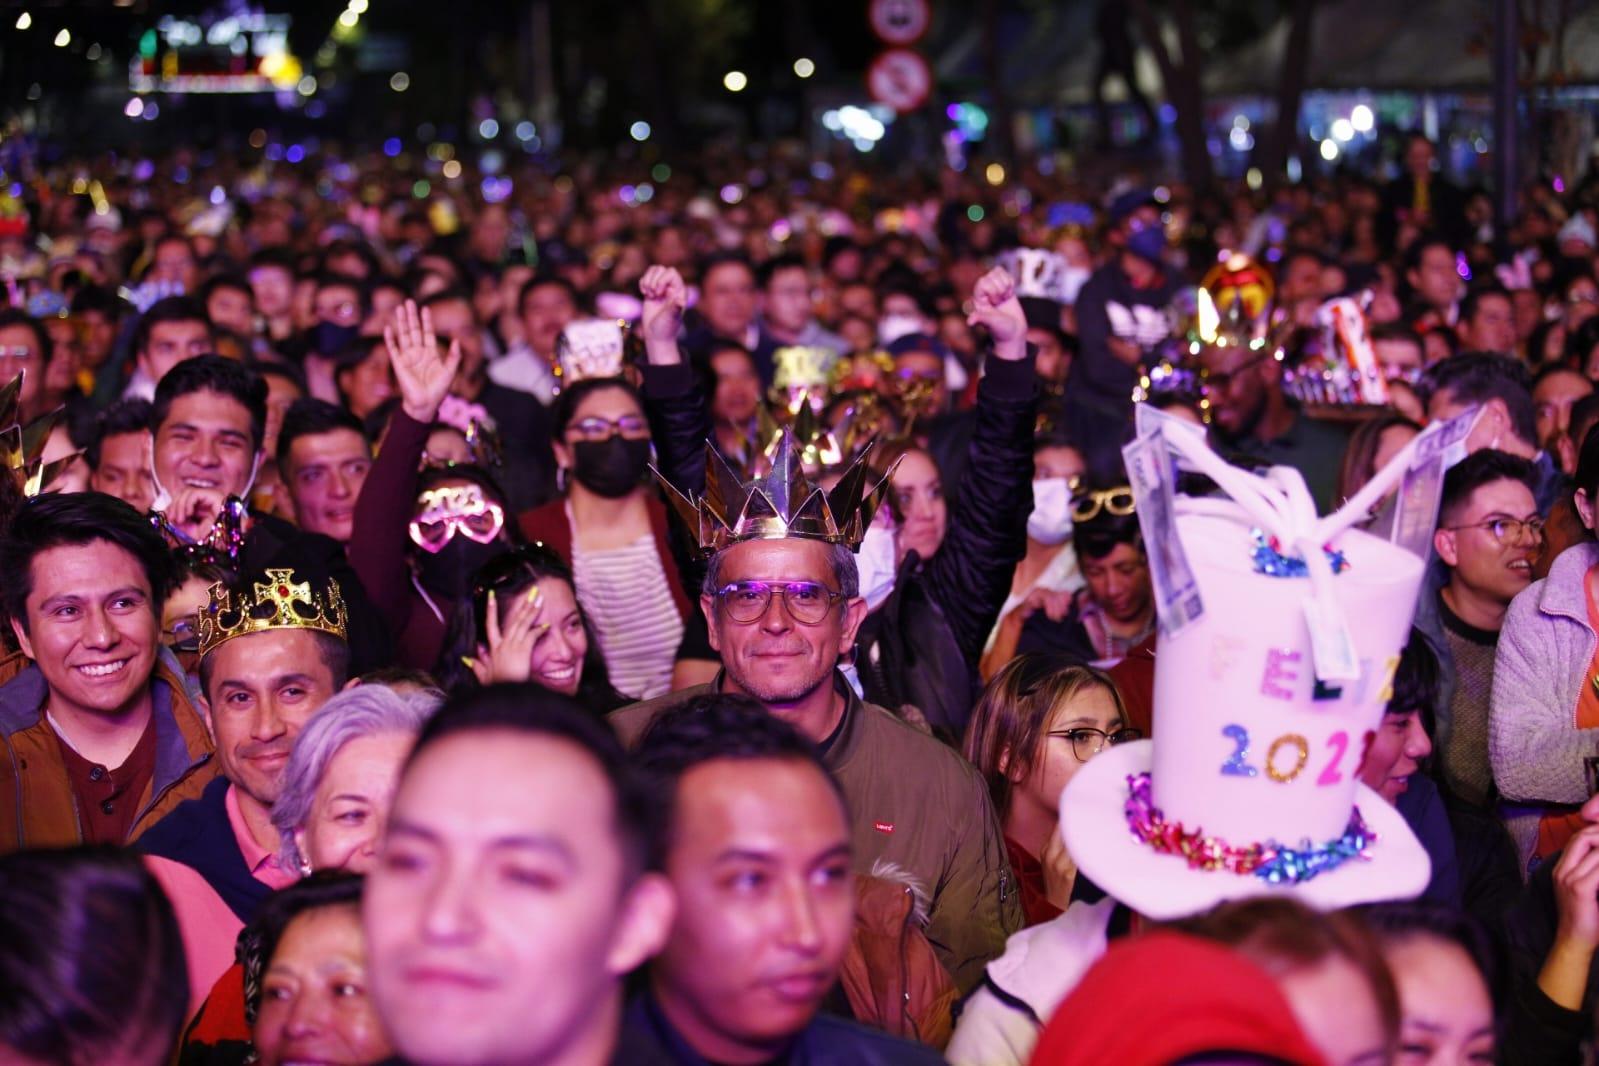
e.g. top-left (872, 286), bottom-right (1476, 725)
top-left (197, 568), bottom-right (349, 658)
top-left (654, 429), bottom-right (897, 556)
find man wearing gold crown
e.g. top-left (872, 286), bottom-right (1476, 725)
top-left (0, 492), bottom-right (215, 852)
top-left (612, 264), bottom-right (1028, 994)
top-left (136, 567), bottom-right (349, 921)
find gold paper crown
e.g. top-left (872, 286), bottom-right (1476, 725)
top-left (0, 374), bottom-right (77, 497)
top-left (196, 568), bottom-right (349, 658)
top-left (770, 346), bottom-right (837, 412)
top-left (746, 395), bottom-right (844, 477)
top-left (654, 430), bottom-right (898, 556)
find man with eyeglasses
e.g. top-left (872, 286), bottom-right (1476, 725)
top-left (1419, 449), bottom-right (1543, 810)
top-left (610, 265), bottom-right (1028, 995)
top-left (1196, 332), bottom-right (1350, 511)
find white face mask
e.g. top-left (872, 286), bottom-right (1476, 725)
top-left (1027, 478), bottom-right (1075, 545)
top-left (855, 515), bottom-right (899, 611)
top-left (148, 452), bottom-right (262, 526)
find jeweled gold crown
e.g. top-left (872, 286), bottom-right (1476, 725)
top-left (654, 430), bottom-right (897, 556)
top-left (197, 568), bottom-right (349, 658)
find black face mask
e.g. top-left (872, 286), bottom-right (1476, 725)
top-left (570, 437), bottom-right (651, 498)
top-left (309, 320), bottom-right (361, 358)
top-left (416, 537), bottom-right (502, 603)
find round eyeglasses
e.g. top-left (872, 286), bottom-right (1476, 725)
top-left (715, 580), bottom-right (845, 626)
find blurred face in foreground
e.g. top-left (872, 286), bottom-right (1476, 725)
top-left (364, 730), bottom-right (670, 1066)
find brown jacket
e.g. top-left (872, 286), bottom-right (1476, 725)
top-left (0, 647), bottom-right (217, 852)
top-left (843, 868), bottom-right (958, 1049)
top-left (611, 676), bottom-right (1023, 994)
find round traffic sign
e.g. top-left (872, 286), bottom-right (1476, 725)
top-left (867, 48), bottom-right (933, 113)
top-left (868, 0), bottom-right (931, 46)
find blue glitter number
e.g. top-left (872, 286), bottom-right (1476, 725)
top-left (1220, 724), bottom-right (1258, 777)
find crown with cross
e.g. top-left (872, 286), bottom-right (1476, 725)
top-left (196, 568), bottom-right (349, 658)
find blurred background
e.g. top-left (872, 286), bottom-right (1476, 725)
top-left (3, 0), bottom-right (1599, 189)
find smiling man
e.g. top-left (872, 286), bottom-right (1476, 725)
top-left (613, 268), bottom-right (1025, 994)
top-left (150, 355), bottom-right (264, 542)
top-left (136, 568), bottom-right (349, 920)
top-left (1419, 449), bottom-right (1542, 811)
top-left (627, 694), bottom-right (943, 1063)
top-left (150, 355), bottom-right (389, 674)
top-left (0, 492), bottom-right (215, 851)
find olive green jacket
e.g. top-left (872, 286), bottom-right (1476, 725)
top-left (612, 676), bottom-right (1022, 993)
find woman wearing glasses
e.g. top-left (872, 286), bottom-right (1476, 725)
top-left (517, 376), bottom-right (696, 700)
top-left (962, 656), bottom-right (1137, 926)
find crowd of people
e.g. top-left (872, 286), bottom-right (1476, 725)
top-left (1, 125), bottom-right (1599, 1065)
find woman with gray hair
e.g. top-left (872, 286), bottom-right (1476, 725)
top-left (180, 684), bottom-right (442, 1062)
top-left (272, 683), bottom-right (442, 877)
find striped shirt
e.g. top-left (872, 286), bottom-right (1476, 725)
top-left (571, 533), bottom-right (684, 700)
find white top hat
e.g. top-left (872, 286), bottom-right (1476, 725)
top-left (1060, 419), bottom-right (1436, 919)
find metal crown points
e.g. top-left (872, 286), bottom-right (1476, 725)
top-left (653, 428), bottom-right (898, 556)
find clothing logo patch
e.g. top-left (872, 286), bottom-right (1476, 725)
top-left (873, 821), bottom-right (895, 835)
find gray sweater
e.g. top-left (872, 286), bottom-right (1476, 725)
top-left (1490, 541), bottom-right (1599, 873)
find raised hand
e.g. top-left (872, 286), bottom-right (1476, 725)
top-left (476, 587), bottom-right (550, 686)
top-left (638, 265), bottom-right (687, 364)
top-left (967, 266), bottom-right (1027, 361)
top-left (384, 299), bottom-right (463, 423)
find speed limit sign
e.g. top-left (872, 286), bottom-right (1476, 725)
top-left (867, 48), bottom-right (933, 113)
top-left (868, 0), bottom-right (930, 46)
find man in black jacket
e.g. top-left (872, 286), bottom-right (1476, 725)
top-left (1063, 191), bottom-right (1181, 472)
